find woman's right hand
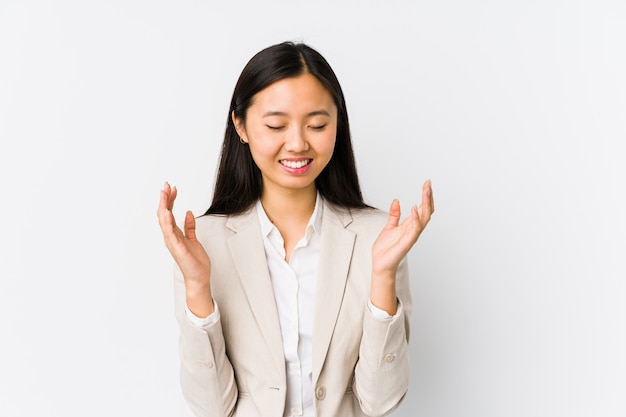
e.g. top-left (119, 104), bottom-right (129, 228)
top-left (157, 182), bottom-right (214, 317)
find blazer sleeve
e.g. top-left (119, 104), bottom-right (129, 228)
top-left (174, 264), bottom-right (238, 417)
top-left (353, 256), bottom-right (412, 417)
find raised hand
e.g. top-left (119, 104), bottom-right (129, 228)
top-left (157, 182), bottom-right (214, 316)
top-left (370, 180), bottom-right (434, 315)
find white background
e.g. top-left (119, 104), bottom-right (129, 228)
top-left (1, 1), bottom-right (625, 416)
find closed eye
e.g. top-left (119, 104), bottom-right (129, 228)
top-left (309, 124), bottom-right (327, 131)
top-left (266, 125), bottom-right (285, 130)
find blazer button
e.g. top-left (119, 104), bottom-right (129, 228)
top-left (384, 353), bottom-right (395, 363)
top-left (316, 386), bottom-right (326, 400)
top-left (203, 360), bottom-right (214, 368)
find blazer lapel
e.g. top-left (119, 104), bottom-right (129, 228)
top-left (312, 202), bottom-right (356, 384)
top-left (226, 209), bottom-right (286, 375)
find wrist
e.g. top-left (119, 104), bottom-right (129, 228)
top-left (371, 268), bottom-right (396, 284)
top-left (370, 271), bottom-right (398, 316)
top-left (185, 282), bottom-right (214, 317)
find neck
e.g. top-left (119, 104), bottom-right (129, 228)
top-left (260, 185), bottom-right (317, 225)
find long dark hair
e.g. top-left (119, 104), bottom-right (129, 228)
top-left (205, 41), bottom-right (369, 215)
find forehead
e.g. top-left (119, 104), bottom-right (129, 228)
top-left (248, 73), bottom-right (337, 115)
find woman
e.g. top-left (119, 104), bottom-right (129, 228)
top-left (157, 42), bottom-right (434, 417)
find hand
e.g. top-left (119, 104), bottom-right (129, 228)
top-left (372, 180), bottom-right (435, 277)
top-left (370, 180), bottom-right (434, 315)
top-left (157, 182), bottom-right (214, 316)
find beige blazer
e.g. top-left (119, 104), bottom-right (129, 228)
top-left (173, 200), bottom-right (412, 417)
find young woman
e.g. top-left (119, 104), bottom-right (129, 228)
top-left (157, 42), bottom-right (434, 417)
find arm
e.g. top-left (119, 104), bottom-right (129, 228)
top-left (158, 182), bottom-right (237, 417)
top-left (174, 266), bottom-right (238, 417)
top-left (354, 180), bottom-right (434, 416)
top-left (353, 258), bottom-right (412, 417)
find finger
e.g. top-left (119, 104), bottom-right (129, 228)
top-left (394, 205), bottom-right (421, 248)
top-left (422, 180), bottom-right (433, 214)
top-left (407, 204), bottom-right (421, 229)
top-left (168, 185), bottom-right (178, 211)
top-left (157, 187), bottom-right (166, 217)
top-left (158, 183), bottom-right (178, 232)
top-left (158, 182), bottom-right (171, 215)
top-left (417, 181), bottom-right (433, 224)
top-left (157, 182), bottom-right (170, 213)
top-left (427, 179), bottom-right (435, 213)
top-left (158, 194), bottom-right (176, 234)
top-left (385, 199), bottom-right (401, 228)
top-left (401, 204), bottom-right (420, 233)
top-left (184, 210), bottom-right (197, 241)
top-left (158, 187), bottom-right (172, 225)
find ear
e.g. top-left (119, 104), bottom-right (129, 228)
top-left (231, 111), bottom-right (247, 143)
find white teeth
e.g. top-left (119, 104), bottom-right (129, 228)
top-left (281, 159), bottom-right (311, 169)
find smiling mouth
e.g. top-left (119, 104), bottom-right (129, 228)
top-left (279, 159), bottom-right (312, 169)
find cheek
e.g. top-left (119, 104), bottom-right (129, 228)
top-left (322, 134), bottom-right (337, 158)
top-left (248, 145), bottom-right (270, 163)
top-left (248, 137), bottom-right (279, 162)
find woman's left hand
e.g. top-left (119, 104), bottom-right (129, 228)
top-left (372, 180), bottom-right (434, 277)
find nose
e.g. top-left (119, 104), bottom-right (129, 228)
top-left (284, 128), bottom-right (309, 152)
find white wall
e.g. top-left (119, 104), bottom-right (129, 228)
top-left (1, 1), bottom-right (624, 416)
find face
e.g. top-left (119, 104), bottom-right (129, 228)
top-left (233, 73), bottom-right (337, 199)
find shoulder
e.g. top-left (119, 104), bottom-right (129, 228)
top-left (194, 213), bottom-right (228, 234)
top-left (349, 207), bottom-right (388, 235)
top-left (350, 208), bottom-right (389, 225)
top-left (194, 206), bottom-right (257, 241)
top-left (324, 203), bottom-right (388, 235)
top-left (192, 214), bottom-right (229, 248)
top-left (350, 206), bottom-right (388, 222)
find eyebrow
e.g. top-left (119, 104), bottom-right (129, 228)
top-left (262, 110), bottom-right (331, 117)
